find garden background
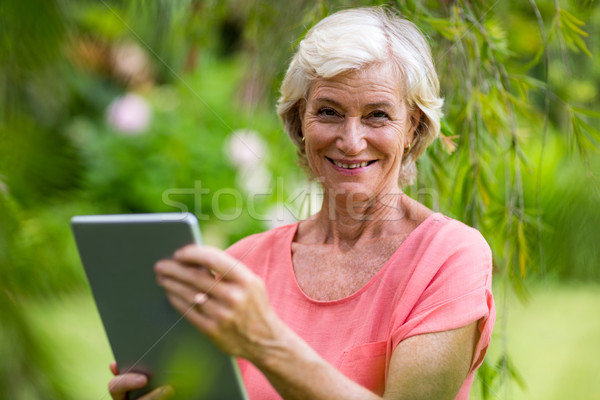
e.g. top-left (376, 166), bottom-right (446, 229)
top-left (1, 0), bottom-right (599, 399)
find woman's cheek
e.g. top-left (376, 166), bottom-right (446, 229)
top-left (303, 121), bottom-right (328, 154)
top-left (304, 145), bottom-right (323, 177)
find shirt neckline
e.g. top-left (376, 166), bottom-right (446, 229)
top-left (285, 212), bottom-right (444, 305)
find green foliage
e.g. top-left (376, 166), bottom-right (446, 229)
top-left (554, 8), bottom-right (592, 57)
top-left (476, 350), bottom-right (527, 399)
top-left (0, 195), bottom-right (71, 399)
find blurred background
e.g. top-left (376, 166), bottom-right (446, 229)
top-left (0, 0), bottom-right (598, 399)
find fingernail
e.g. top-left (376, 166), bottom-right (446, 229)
top-left (155, 261), bottom-right (166, 272)
top-left (134, 375), bottom-right (147, 385)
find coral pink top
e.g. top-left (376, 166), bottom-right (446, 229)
top-left (226, 213), bottom-right (495, 399)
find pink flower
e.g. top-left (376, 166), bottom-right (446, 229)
top-left (225, 129), bottom-right (266, 168)
top-left (112, 42), bottom-right (151, 85)
top-left (106, 93), bottom-right (152, 135)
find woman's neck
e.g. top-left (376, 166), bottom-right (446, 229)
top-left (311, 187), bottom-right (413, 246)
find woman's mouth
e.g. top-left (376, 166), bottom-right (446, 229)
top-left (326, 157), bottom-right (377, 170)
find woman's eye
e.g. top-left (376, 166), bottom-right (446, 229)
top-left (318, 108), bottom-right (337, 117)
top-left (370, 111), bottom-right (389, 119)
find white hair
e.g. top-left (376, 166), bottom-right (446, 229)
top-left (277, 7), bottom-right (443, 186)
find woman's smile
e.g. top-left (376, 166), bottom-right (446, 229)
top-left (326, 157), bottom-right (378, 175)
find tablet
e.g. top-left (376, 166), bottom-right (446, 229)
top-left (71, 213), bottom-right (248, 400)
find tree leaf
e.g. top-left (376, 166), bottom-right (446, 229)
top-left (571, 106), bottom-right (600, 119)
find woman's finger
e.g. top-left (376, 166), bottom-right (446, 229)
top-left (163, 288), bottom-right (221, 321)
top-left (109, 361), bottom-right (119, 376)
top-left (173, 245), bottom-right (253, 283)
top-left (159, 276), bottom-right (214, 313)
top-left (139, 385), bottom-right (175, 400)
top-left (155, 260), bottom-right (225, 296)
top-left (108, 373), bottom-right (148, 400)
top-left (157, 274), bottom-right (196, 301)
top-left (161, 272), bottom-right (245, 321)
top-left (166, 292), bottom-right (220, 336)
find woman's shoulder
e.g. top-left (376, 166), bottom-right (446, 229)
top-left (400, 196), bottom-right (485, 248)
top-left (406, 212), bottom-right (492, 272)
top-left (421, 213), bottom-right (490, 249)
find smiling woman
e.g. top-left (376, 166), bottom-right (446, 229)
top-left (108, 7), bottom-right (495, 400)
top-left (278, 8), bottom-right (443, 188)
top-left (299, 65), bottom-right (416, 204)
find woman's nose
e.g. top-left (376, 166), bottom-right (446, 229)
top-left (336, 117), bottom-right (367, 155)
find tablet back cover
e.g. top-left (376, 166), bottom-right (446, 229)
top-left (71, 213), bottom-right (247, 400)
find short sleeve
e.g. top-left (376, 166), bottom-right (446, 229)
top-left (391, 222), bottom-right (495, 372)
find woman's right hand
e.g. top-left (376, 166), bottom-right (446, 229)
top-left (108, 362), bottom-right (174, 400)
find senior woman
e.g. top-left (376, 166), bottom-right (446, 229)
top-left (109, 7), bottom-right (495, 400)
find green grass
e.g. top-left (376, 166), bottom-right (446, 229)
top-left (473, 282), bottom-right (600, 400)
top-left (26, 282), bottom-right (600, 399)
top-left (27, 292), bottom-right (113, 400)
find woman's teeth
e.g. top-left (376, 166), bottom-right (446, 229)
top-left (333, 160), bottom-right (370, 169)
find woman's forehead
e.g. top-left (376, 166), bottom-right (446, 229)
top-left (308, 65), bottom-right (404, 106)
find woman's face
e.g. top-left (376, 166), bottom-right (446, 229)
top-left (299, 64), bottom-right (417, 201)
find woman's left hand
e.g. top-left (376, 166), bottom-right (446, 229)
top-left (154, 245), bottom-right (285, 364)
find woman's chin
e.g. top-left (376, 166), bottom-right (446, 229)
top-left (324, 183), bottom-right (380, 203)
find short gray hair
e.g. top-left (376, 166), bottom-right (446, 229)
top-left (277, 7), bottom-right (443, 186)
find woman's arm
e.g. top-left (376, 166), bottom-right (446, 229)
top-left (242, 321), bottom-right (478, 400)
top-left (155, 244), bottom-right (480, 400)
top-left (383, 323), bottom-right (479, 399)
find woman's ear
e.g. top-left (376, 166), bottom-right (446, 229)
top-left (407, 108), bottom-right (422, 143)
top-left (410, 108), bottom-right (422, 135)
